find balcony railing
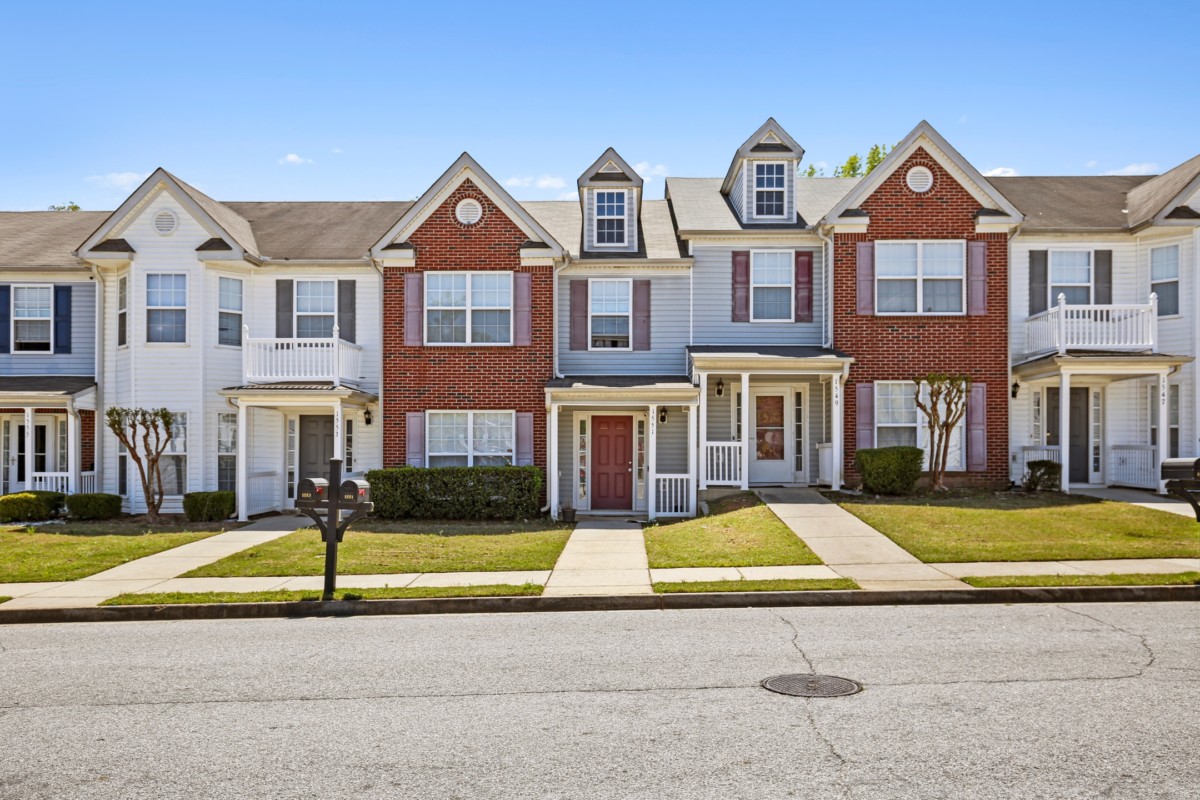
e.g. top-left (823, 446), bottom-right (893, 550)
top-left (1025, 294), bottom-right (1157, 357)
top-left (704, 442), bottom-right (744, 486)
top-left (243, 326), bottom-right (363, 386)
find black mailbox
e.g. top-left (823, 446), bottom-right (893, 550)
top-left (296, 477), bottom-right (329, 508)
top-left (1160, 458), bottom-right (1200, 482)
top-left (339, 479), bottom-right (371, 506)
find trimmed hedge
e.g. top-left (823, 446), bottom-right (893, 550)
top-left (65, 493), bottom-right (123, 520)
top-left (183, 491), bottom-right (236, 522)
top-left (365, 466), bottom-right (543, 520)
top-left (0, 491), bottom-right (64, 523)
top-left (855, 446), bottom-right (924, 495)
top-left (1023, 459), bottom-right (1062, 492)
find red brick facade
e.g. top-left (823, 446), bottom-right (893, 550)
top-left (833, 148), bottom-right (1009, 486)
top-left (381, 179), bottom-right (554, 471)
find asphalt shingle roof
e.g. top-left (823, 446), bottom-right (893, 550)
top-left (990, 176), bottom-right (1151, 231)
top-left (0, 211), bottom-right (109, 269)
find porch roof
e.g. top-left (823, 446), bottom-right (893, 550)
top-left (0, 376), bottom-right (96, 397)
top-left (219, 381), bottom-right (377, 404)
top-left (545, 375), bottom-right (699, 404)
top-left (688, 345), bottom-right (851, 373)
top-left (1013, 351), bottom-right (1193, 381)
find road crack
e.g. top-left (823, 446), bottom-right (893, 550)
top-left (1055, 605), bottom-right (1157, 677)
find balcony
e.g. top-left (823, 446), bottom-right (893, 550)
top-left (243, 330), bottom-right (363, 387)
top-left (1024, 294), bottom-right (1157, 358)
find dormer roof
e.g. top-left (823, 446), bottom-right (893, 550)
top-left (721, 118), bottom-right (805, 194)
top-left (577, 148), bottom-right (643, 191)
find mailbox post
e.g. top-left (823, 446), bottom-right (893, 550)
top-left (1162, 457), bottom-right (1200, 522)
top-left (295, 458), bottom-right (374, 600)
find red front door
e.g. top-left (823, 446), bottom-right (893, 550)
top-left (592, 415), bottom-right (633, 510)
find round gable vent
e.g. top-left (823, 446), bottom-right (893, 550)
top-left (455, 199), bottom-right (483, 225)
top-left (906, 166), bottom-right (934, 193)
top-left (153, 209), bottom-right (178, 235)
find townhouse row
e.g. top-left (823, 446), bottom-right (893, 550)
top-left (2, 119), bottom-right (1197, 520)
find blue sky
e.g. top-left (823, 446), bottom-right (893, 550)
top-left (1, 0), bottom-right (1195, 210)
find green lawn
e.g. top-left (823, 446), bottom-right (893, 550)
top-left (644, 493), bottom-right (821, 568)
top-left (654, 578), bottom-right (858, 593)
top-left (0, 597), bottom-right (10, 604)
top-left (0, 520), bottom-right (232, 583)
top-left (963, 572), bottom-right (1200, 588)
top-left (185, 520), bottom-right (573, 577)
top-left (102, 583), bottom-right (544, 605)
top-left (828, 490), bottom-right (1200, 562)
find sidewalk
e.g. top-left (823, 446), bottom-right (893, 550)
top-left (542, 518), bottom-right (652, 596)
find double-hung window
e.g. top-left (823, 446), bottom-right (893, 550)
top-left (1049, 251), bottom-right (1091, 306)
top-left (751, 251), bottom-right (793, 321)
top-left (589, 279), bottom-right (631, 349)
top-left (594, 191), bottom-right (626, 245)
top-left (874, 381), bottom-right (964, 469)
top-left (117, 276), bottom-right (128, 347)
top-left (146, 274), bottom-right (187, 343)
top-left (754, 162), bottom-right (786, 218)
top-left (876, 241), bottom-right (965, 314)
top-left (426, 411), bottom-right (514, 467)
top-left (218, 277), bottom-right (243, 346)
top-left (425, 272), bottom-right (513, 344)
top-left (1150, 384), bottom-right (1181, 458)
top-left (1151, 245), bottom-right (1180, 316)
top-left (11, 286), bottom-right (52, 352)
top-left (217, 413), bottom-right (237, 492)
top-left (295, 280), bottom-right (336, 338)
top-left (161, 412), bottom-right (188, 496)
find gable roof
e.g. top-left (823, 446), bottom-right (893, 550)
top-left (224, 201), bottom-right (410, 260)
top-left (667, 176), bottom-right (858, 233)
top-left (1126, 154), bottom-right (1200, 229)
top-left (822, 120), bottom-right (1023, 224)
top-left (721, 118), bottom-right (805, 194)
top-left (577, 147), bottom-right (643, 190)
top-left (0, 211), bottom-right (110, 269)
top-left (989, 176), bottom-right (1150, 231)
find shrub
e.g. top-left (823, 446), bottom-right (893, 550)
top-left (66, 493), bottom-right (123, 520)
top-left (1023, 460), bottom-right (1062, 492)
top-left (855, 446), bottom-right (924, 495)
top-left (183, 491), bottom-right (236, 522)
top-left (365, 466), bottom-right (543, 520)
top-left (26, 490), bottom-right (66, 516)
top-left (0, 492), bottom-right (58, 522)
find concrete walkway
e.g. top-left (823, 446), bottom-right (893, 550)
top-left (1074, 486), bottom-right (1194, 518)
top-left (542, 518), bottom-right (652, 596)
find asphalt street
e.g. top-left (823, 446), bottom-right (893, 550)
top-left (1, 602), bottom-right (1197, 799)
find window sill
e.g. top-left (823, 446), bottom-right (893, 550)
top-left (144, 342), bottom-right (190, 347)
top-left (874, 312), bottom-right (967, 318)
top-left (587, 347), bottom-right (634, 353)
top-left (215, 344), bottom-right (243, 351)
top-left (421, 342), bottom-right (514, 348)
top-left (747, 318), bottom-right (796, 324)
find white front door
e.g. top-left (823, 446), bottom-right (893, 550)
top-left (749, 389), bottom-right (793, 484)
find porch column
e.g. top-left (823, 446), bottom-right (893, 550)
top-left (697, 372), bottom-right (708, 490)
top-left (236, 402), bottom-right (249, 521)
top-left (332, 402), bottom-right (344, 460)
top-left (687, 402), bottom-right (698, 516)
top-left (1059, 371), bottom-right (1071, 493)
top-left (23, 407), bottom-right (33, 490)
top-left (547, 403), bottom-right (559, 519)
top-left (647, 405), bottom-right (658, 521)
top-left (831, 373), bottom-right (844, 492)
top-left (739, 373), bottom-right (750, 490)
top-left (1157, 370), bottom-right (1170, 495)
top-left (66, 410), bottom-right (79, 494)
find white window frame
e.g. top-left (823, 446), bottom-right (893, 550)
top-left (752, 161), bottom-right (787, 220)
top-left (344, 418), bottom-right (354, 473)
top-left (294, 279), bottom-right (337, 340)
top-left (587, 277), bottom-right (633, 352)
top-left (749, 250), bottom-right (794, 322)
top-left (874, 380), bottom-right (964, 470)
top-left (875, 240), bottom-right (967, 316)
top-left (1150, 244), bottom-right (1180, 318)
top-left (117, 275), bottom-right (128, 348)
top-left (145, 273), bottom-right (188, 344)
top-left (217, 276), bottom-right (243, 347)
top-left (1150, 384), bottom-right (1181, 459)
top-left (160, 412), bottom-right (188, 497)
top-left (874, 381), bottom-right (919, 450)
top-left (592, 189), bottom-right (627, 247)
top-left (425, 410), bottom-right (516, 467)
top-left (10, 284), bottom-right (53, 354)
top-left (217, 412), bottom-right (237, 493)
top-left (423, 271), bottom-right (514, 346)
top-left (1048, 249), bottom-right (1093, 307)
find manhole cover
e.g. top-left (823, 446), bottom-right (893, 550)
top-left (761, 674), bottom-right (862, 697)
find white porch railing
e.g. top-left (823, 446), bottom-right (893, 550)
top-left (247, 470), bottom-right (281, 516)
top-left (80, 472), bottom-right (96, 494)
top-left (704, 442), bottom-right (744, 486)
top-left (1016, 446), bottom-right (1061, 482)
top-left (30, 473), bottom-right (71, 493)
top-left (1025, 294), bottom-right (1157, 357)
top-left (243, 328), bottom-right (363, 386)
top-left (1108, 445), bottom-right (1157, 489)
top-left (655, 474), bottom-right (693, 517)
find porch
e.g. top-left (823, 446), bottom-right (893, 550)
top-left (0, 377), bottom-right (98, 496)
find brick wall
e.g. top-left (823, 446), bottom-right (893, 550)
top-left (381, 179), bottom-right (554, 472)
top-left (833, 147), bottom-right (1010, 486)
top-left (80, 409), bottom-right (95, 471)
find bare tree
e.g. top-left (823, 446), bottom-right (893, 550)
top-left (912, 374), bottom-right (969, 492)
top-left (105, 408), bottom-right (176, 522)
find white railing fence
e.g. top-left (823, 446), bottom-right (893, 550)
top-left (30, 472), bottom-right (70, 493)
top-left (247, 470), bottom-right (281, 517)
top-left (243, 327), bottom-right (363, 386)
top-left (704, 442), bottom-right (744, 486)
top-left (1108, 445), bottom-right (1157, 490)
top-left (655, 474), bottom-right (693, 517)
top-left (1025, 294), bottom-right (1157, 356)
top-left (80, 472), bottom-right (96, 494)
top-left (1015, 446), bottom-right (1061, 483)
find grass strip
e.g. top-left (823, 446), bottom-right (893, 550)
top-left (653, 578), bottom-right (858, 593)
top-left (102, 583), bottom-right (544, 606)
top-left (645, 493), bottom-right (820, 568)
top-left (962, 572), bottom-right (1200, 588)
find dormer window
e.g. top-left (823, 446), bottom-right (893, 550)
top-left (754, 163), bottom-right (786, 218)
top-left (594, 190), bottom-right (626, 246)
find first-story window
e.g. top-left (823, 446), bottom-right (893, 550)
top-left (426, 411), bottom-right (514, 467)
top-left (874, 381), bottom-right (963, 469)
top-left (1031, 390), bottom-right (1043, 443)
top-left (160, 412), bottom-right (188, 495)
top-left (1151, 245), bottom-right (1180, 316)
top-left (1049, 251), bottom-right (1091, 306)
top-left (1150, 384), bottom-right (1180, 458)
top-left (117, 437), bottom-right (128, 498)
top-left (594, 190), bottom-right (626, 245)
top-left (217, 413), bottom-right (237, 492)
top-left (425, 272), bottom-right (513, 344)
top-left (218, 277), bottom-right (243, 346)
top-left (751, 251), bottom-right (793, 321)
top-left (117, 276), bottom-right (128, 347)
top-left (295, 280), bottom-right (336, 338)
top-left (589, 279), bottom-right (631, 349)
top-left (344, 419), bottom-right (354, 472)
top-left (57, 419), bottom-right (68, 471)
top-left (876, 241), bottom-right (965, 314)
top-left (12, 285), bottom-right (53, 352)
top-left (146, 274), bottom-right (187, 343)
top-left (753, 162), bottom-right (786, 218)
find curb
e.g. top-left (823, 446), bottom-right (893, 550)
top-left (1, 584), bottom-right (1197, 626)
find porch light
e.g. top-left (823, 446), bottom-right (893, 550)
top-left (715, 378), bottom-right (725, 398)
top-left (1011, 381), bottom-right (1020, 399)
top-left (658, 408), bottom-right (669, 425)
top-left (364, 409), bottom-right (373, 425)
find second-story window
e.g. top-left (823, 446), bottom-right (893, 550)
top-left (425, 272), bottom-right (513, 345)
top-left (589, 279), bottom-right (631, 350)
top-left (751, 252), bottom-right (793, 321)
top-left (117, 276), bottom-right (128, 347)
top-left (754, 163), bottom-right (786, 218)
top-left (595, 191), bottom-right (626, 245)
top-left (1151, 244), bottom-right (1179, 316)
top-left (1049, 251), bottom-right (1091, 305)
top-left (295, 280), bottom-right (336, 338)
top-left (218, 277), bottom-right (243, 346)
top-left (12, 286), bottom-right (52, 352)
top-left (876, 241), bottom-right (965, 315)
top-left (146, 274), bottom-right (187, 343)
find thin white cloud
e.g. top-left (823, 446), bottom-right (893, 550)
top-left (1084, 160), bottom-right (1099, 169)
top-left (279, 153), bottom-right (314, 165)
top-left (983, 167), bottom-right (1019, 177)
top-left (634, 161), bottom-right (669, 182)
top-left (85, 171), bottom-right (149, 190)
top-left (331, 147), bottom-right (344, 155)
top-left (506, 175), bottom-right (566, 190)
top-left (535, 175), bottom-right (566, 189)
top-left (1105, 162), bottom-right (1159, 176)
top-left (505, 176), bottom-right (533, 187)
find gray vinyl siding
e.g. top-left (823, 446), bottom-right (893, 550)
top-left (743, 160), bottom-right (796, 223)
top-left (729, 163), bottom-right (746, 222)
top-left (657, 410), bottom-right (688, 473)
top-left (558, 271), bottom-right (691, 375)
top-left (691, 245), bottom-right (823, 345)
top-left (583, 188), bottom-right (638, 254)
top-left (0, 282), bottom-right (95, 376)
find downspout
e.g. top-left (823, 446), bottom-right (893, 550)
top-left (816, 224), bottom-right (834, 348)
top-left (89, 264), bottom-right (105, 491)
top-left (543, 253), bottom-right (569, 513)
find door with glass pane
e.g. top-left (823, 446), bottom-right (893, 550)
top-left (749, 390), bottom-right (793, 484)
top-left (15, 424), bottom-right (49, 489)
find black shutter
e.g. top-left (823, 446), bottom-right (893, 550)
top-left (53, 285), bottom-right (72, 354)
top-left (1029, 251), bottom-right (1048, 314)
top-left (276, 279), bottom-right (294, 338)
top-left (1094, 250), bottom-right (1113, 305)
top-left (337, 280), bottom-right (356, 343)
top-left (0, 285), bottom-right (9, 354)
